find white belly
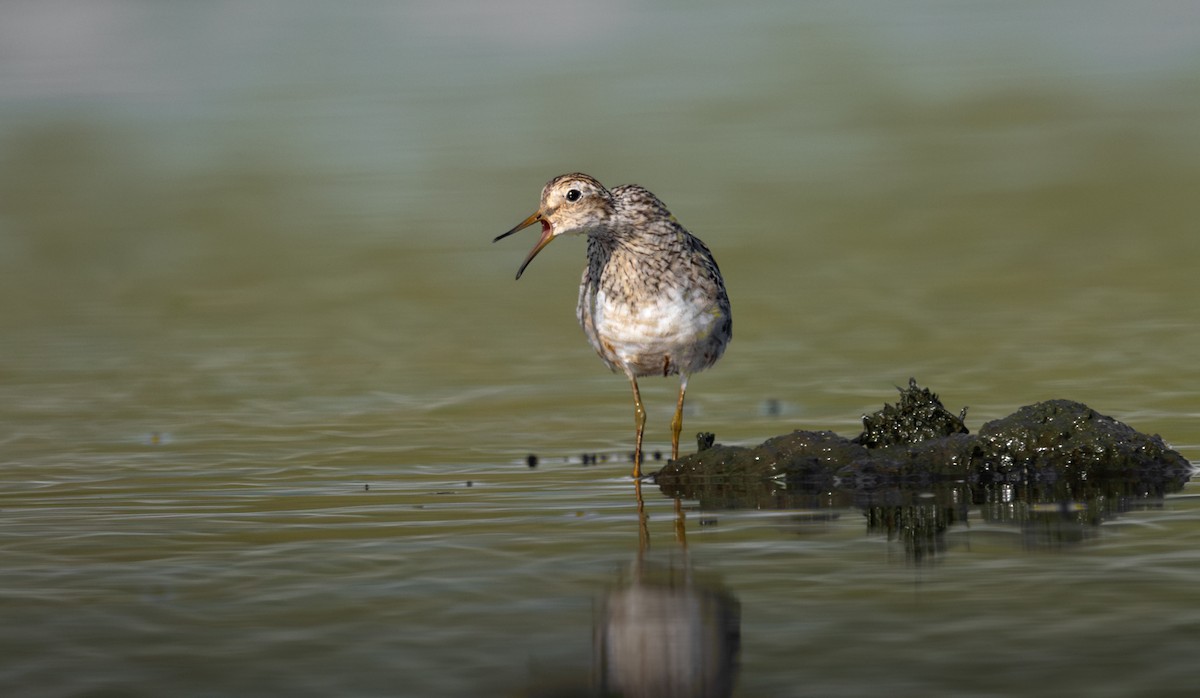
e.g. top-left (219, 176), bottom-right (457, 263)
top-left (579, 284), bottom-right (726, 378)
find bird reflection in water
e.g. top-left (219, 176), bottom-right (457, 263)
top-left (592, 484), bottom-right (741, 698)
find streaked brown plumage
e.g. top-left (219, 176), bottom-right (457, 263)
top-left (495, 173), bottom-right (731, 478)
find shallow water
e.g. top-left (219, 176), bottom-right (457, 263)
top-left (2, 2), bottom-right (1199, 696)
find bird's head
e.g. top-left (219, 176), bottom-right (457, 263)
top-left (494, 173), bottom-right (615, 280)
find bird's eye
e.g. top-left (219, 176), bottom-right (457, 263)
top-left (566, 189), bottom-right (582, 202)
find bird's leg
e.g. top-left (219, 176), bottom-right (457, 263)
top-left (629, 375), bottom-right (647, 478)
top-left (670, 374), bottom-right (689, 461)
top-left (635, 478), bottom-right (650, 556)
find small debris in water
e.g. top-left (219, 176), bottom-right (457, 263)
top-left (466, 480), bottom-right (473, 487)
top-left (143, 431), bottom-right (171, 446)
top-left (699, 517), bottom-right (719, 527)
top-left (761, 398), bottom-right (782, 417)
top-left (580, 453), bottom-right (615, 464)
top-left (653, 450), bottom-right (662, 461)
top-left (364, 484), bottom-right (370, 491)
top-left (526, 454), bottom-right (538, 468)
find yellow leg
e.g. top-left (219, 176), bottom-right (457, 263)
top-left (629, 375), bottom-right (647, 478)
top-left (670, 374), bottom-right (689, 461)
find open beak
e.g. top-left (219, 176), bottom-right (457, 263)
top-left (494, 210), bottom-right (554, 280)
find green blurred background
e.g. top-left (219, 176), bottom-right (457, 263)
top-left (1, 2), bottom-right (1198, 695)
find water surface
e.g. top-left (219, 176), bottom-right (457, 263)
top-left (2, 2), bottom-right (1199, 696)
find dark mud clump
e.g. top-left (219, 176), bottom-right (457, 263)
top-left (655, 379), bottom-right (1192, 497)
top-left (855, 379), bottom-right (969, 447)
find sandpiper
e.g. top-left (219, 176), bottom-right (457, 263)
top-left (495, 173), bottom-right (732, 478)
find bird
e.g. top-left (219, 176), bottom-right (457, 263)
top-left (494, 173), bottom-right (732, 478)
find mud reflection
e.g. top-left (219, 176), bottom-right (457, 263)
top-left (660, 470), bottom-right (1187, 563)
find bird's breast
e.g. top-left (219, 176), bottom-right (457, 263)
top-left (577, 281), bottom-right (727, 378)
